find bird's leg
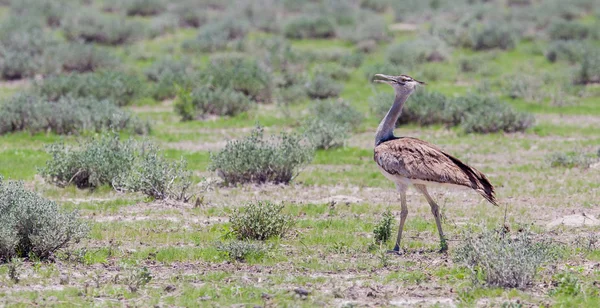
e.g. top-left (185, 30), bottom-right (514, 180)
top-left (390, 184), bottom-right (408, 254)
top-left (414, 184), bottom-right (447, 252)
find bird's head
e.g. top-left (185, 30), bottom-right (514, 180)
top-left (373, 74), bottom-right (425, 95)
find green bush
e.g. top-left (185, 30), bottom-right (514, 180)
top-left (36, 71), bottom-right (145, 106)
top-left (182, 17), bottom-right (248, 52)
top-left (10, 0), bottom-right (69, 27)
top-left (40, 133), bottom-right (192, 201)
top-left (340, 52), bottom-right (365, 68)
top-left (545, 40), bottom-right (586, 63)
top-left (339, 13), bottom-right (389, 43)
top-left (454, 228), bottom-right (555, 289)
top-left (0, 94), bottom-right (148, 135)
top-left (0, 177), bottom-right (88, 262)
top-left (387, 37), bottom-right (449, 66)
top-left (204, 54), bottom-right (273, 102)
top-left (170, 2), bottom-right (207, 28)
top-left (125, 0), bottom-right (166, 16)
top-left (456, 95), bottom-right (534, 134)
top-left (574, 48), bottom-right (600, 84)
top-left (547, 151), bottom-right (595, 169)
top-left (215, 240), bottom-right (267, 262)
top-left (174, 85), bottom-right (253, 120)
top-left (360, 0), bottom-right (389, 12)
top-left (47, 43), bottom-right (118, 73)
top-left (502, 74), bottom-right (543, 102)
top-left (145, 57), bottom-right (192, 100)
top-left (306, 73), bottom-right (342, 99)
top-left (284, 15), bottom-right (336, 39)
top-left (373, 209), bottom-right (394, 244)
top-left (302, 98), bottom-right (363, 149)
top-left (548, 20), bottom-right (596, 40)
top-left (313, 63), bottom-right (351, 81)
top-left (469, 22), bottom-right (516, 50)
top-left (230, 201), bottom-right (294, 241)
top-left (63, 9), bottom-right (142, 45)
top-left (209, 126), bottom-right (313, 185)
top-left (0, 18), bottom-right (52, 80)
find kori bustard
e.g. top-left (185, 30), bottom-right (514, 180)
top-left (373, 74), bottom-right (498, 253)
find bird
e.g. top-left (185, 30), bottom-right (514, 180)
top-left (372, 74), bottom-right (498, 253)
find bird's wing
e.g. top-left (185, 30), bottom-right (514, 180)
top-left (374, 137), bottom-right (497, 205)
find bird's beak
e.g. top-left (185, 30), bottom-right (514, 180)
top-left (373, 74), bottom-right (396, 84)
top-left (415, 79), bottom-right (426, 85)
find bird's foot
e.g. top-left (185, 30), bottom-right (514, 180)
top-left (386, 245), bottom-right (404, 255)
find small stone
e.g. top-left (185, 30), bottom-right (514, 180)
top-left (164, 285), bottom-right (176, 292)
top-left (294, 288), bottom-right (310, 296)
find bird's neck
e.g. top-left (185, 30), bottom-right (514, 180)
top-left (375, 91), bottom-right (410, 146)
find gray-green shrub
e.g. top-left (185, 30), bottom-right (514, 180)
top-left (125, 0), bottom-right (166, 16)
top-left (0, 177), bottom-right (88, 262)
top-left (63, 9), bottom-right (142, 45)
top-left (215, 240), bottom-right (267, 261)
top-left (174, 85), bottom-right (253, 120)
top-left (373, 209), bottom-right (394, 244)
top-left (229, 201), bottom-right (294, 240)
top-left (209, 126), bottom-right (313, 184)
top-left (0, 18), bottom-right (53, 80)
top-left (0, 94), bottom-right (148, 135)
top-left (456, 94), bottom-right (534, 134)
top-left (47, 43), bottom-right (118, 73)
top-left (547, 151), bottom-right (595, 169)
top-left (454, 228), bottom-right (555, 289)
top-left (40, 133), bottom-right (192, 201)
top-left (284, 15), bottom-right (336, 39)
top-left (545, 40), bottom-right (586, 63)
top-left (387, 37), bottom-right (449, 66)
top-left (10, 0), bottom-right (69, 27)
top-left (574, 48), bottom-right (600, 84)
top-left (36, 71), bottom-right (145, 106)
top-left (302, 97), bottom-right (363, 149)
top-left (548, 20), bottom-right (596, 40)
top-left (306, 73), bottom-right (342, 99)
top-left (182, 17), bottom-right (248, 52)
top-left (469, 22), bottom-right (516, 50)
top-left (145, 57), bottom-right (192, 100)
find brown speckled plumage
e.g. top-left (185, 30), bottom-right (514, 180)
top-left (374, 137), bottom-right (497, 205)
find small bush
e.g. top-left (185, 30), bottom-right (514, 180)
top-left (209, 126), bottom-right (313, 185)
top-left (547, 151), bottom-right (595, 169)
top-left (63, 9), bottom-right (142, 45)
top-left (215, 240), bottom-right (267, 261)
top-left (373, 209), bottom-right (394, 244)
top-left (40, 133), bottom-right (192, 201)
top-left (302, 120), bottom-right (348, 150)
top-left (313, 63), bottom-right (351, 81)
top-left (302, 98), bottom-right (363, 149)
top-left (502, 74), bottom-right (543, 102)
top-left (339, 14), bottom-right (389, 43)
top-left (574, 48), bottom-right (600, 84)
top-left (0, 177), bottom-right (88, 262)
top-left (306, 73), bottom-right (342, 99)
top-left (10, 0), bottom-right (69, 27)
top-left (469, 23), bottom-right (516, 51)
top-left (549, 272), bottom-right (582, 297)
top-left (454, 228), bottom-right (555, 289)
top-left (387, 37), bottom-right (449, 66)
top-left (340, 52), bottom-right (364, 68)
top-left (145, 57), bottom-right (192, 100)
top-left (47, 43), bottom-right (118, 73)
top-left (182, 17), bottom-right (248, 52)
top-left (0, 94), bottom-right (148, 135)
top-left (121, 263), bottom-right (152, 292)
top-left (360, 0), bottom-right (389, 12)
top-left (545, 40), bottom-right (586, 63)
top-left (204, 54), bottom-right (273, 102)
top-left (0, 18), bottom-right (52, 80)
top-left (230, 201), bottom-right (294, 241)
top-left (174, 85), bottom-right (253, 120)
top-left (125, 0), bottom-right (165, 16)
top-left (309, 99), bottom-right (363, 128)
top-left (36, 71), bottom-right (145, 106)
top-left (548, 20), bottom-right (595, 40)
top-left (170, 3), bottom-right (207, 28)
top-left (457, 95), bottom-right (534, 134)
top-left (284, 15), bottom-right (336, 39)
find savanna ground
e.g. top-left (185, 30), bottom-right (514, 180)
top-left (0, 0), bottom-right (599, 307)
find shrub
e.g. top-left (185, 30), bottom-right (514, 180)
top-left (387, 37), bottom-right (449, 66)
top-left (456, 95), bottom-right (534, 134)
top-left (502, 74), bottom-right (543, 102)
top-left (36, 71), bottom-right (145, 106)
top-left (549, 272), bottom-right (582, 297)
top-left (454, 228), bottom-right (555, 289)
top-left (360, 0), bottom-right (389, 12)
top-left (548, 20), bottom-right (595, 40)
top-left (174, 85), bottom-right (253, 120)
top-left (340, 52), bottom-right (364, 68)
top-left (145, 57), bottom-right (192, 100)
top-left (373, 209), bottom-right (394, 244)
top-left (306, 73), bottom-right (342, 99)
top-left (229, 201), bottom-right (294, 240)
top-left (340, 13), bottom-right (389, 43)
top-left (284, 15), bottom-right (336, 39)
top-left (203, 54), bottom-right (272, 102)
top-left (47, 43), bottom-right (118, 73)
top-left (40, 133), bottom-right (192, 201)
top-left (10, 0), bottom-right (69, 27)
top-left (170, 2), bottom-right (207, 28)
top-left (237, 0), bottom-right (283, 33)
top-left (0, 18), bottom-right (52, 80)
top-left (215, 240), bottom-right (267, 261)
top-left (574, 48), bottom-right (600, 84)
top-left (313, 63), bottom-right (351, 81)
top-left (302, 98), bottom-right (363, 149)
top-left (125, 0), bottom-right (166, 16)
top-left (182, 17), bottom-right (248, 52)
top-left (122, 264), bottom-right (152, 292)
top-left (545, 40), bottom-right (586, 63)
top-left (547, 151), bottom-right (595, 169)
top-left (209, 126), bottom-right (313, 185)
top-left (469, 22), bottom-right (516, 50)
top-left (0, 177), bottom-right (88, 262)
top-left (0, 95), bottom-right (148, 135)
top-left (63, 9), bottom-right (142, 45)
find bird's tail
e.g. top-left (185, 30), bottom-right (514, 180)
top-left (444, 154), bottom-right (498, 206)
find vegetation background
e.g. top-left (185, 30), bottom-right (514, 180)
top-left (0, 0), bottom-right (599, 306)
